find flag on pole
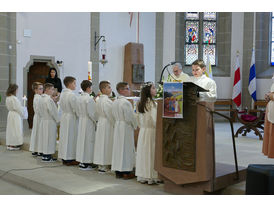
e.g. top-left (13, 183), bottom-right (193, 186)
top-left (232, 54), bottom-right (241, 107)
top-left (205, 50), bottom-right (213, 79)
top-left (248, 48), bottom-right (257, 101)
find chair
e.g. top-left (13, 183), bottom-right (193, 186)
top-left (234, 108), bottom-right (265, 140)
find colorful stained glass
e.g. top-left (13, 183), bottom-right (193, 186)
top-left (203, 12), bottom-right (216, 20)
top-left (186, 21), bottom-right (199, 44)
top-left (186, 12), bottom-right (199, 20)
top-left (185, 44), bottom-right (198, 65)
top-left (203, 21), bottom-right (216, 44)
top-left (271, 42), bottom-right (274, 66)
top-left (272, 18), bottom-right (274, 41)
top-left (203, 45), bottom-right (216, 66)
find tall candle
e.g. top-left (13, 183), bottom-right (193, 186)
top-left (23, 95), bottom-right (27, 107)
top-left (88, 61), bottom-right (92, 81)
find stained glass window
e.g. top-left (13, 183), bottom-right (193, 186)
top-left (185, 12), bottom-right (217, 66)
top-left (271, 12), bottom-right (274, 66)
top-left (186, 45), bottom-right (199, 65)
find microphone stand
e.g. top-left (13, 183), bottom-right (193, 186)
top-left (158, 61), bottom-right (184, 85)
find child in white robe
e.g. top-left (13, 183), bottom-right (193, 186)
top-left (76, 80), bottom-right (97, 170)
top-left (58, 76), bottom-right (79, 166)
top-left (135, 82), bottom-right (159, 185)
top-left (29, 82), bottom-right (43, 156)
top-left (93, 81), bottom-right (114, 173)
top-left (189, 59), bottom-right (217, 101)
top-left (5, 84), bottom-right (24, 150)
top-left (39, 83), bottom-right (59, 162)
top-left (111, 82), bottom-right (137, 179)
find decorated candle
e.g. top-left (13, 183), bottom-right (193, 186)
top-left (88, 61), bottom-right (92, 81)
top-left (23, 95), bottom-right (27, 107)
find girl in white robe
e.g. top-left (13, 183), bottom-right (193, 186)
top-left (111, 82), bottom-right (138, 179)
top-left (76, 80), bottom-right (97, 170)
top-left (29, 82), bottom-right (43, 156)
top-left (58, 77), bottom-right (79, 165)
top-left (135, 82), bottom-right (159, 184)
top-left (189, 59), bottom-right (217, 101)
top-left (5, 84), bottom-right (24, 150)
top-left (39, 83), bottom-right (59, 162)
top-left (93, 81), bottom-right (114, 173)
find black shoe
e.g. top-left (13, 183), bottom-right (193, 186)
top-left (37, 153), bottom-right (43, 157)
top-left (32, 152), bottom-right (38, 156)
top-left (42, 157), bottom-right (57, 162)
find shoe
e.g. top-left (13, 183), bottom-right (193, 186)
top-left (62, 160), bottom-right (79, 166)
top-left (147, 180), bottom-right (157, 185)
top-left (79, 165), bottom-right (93, 171)
top-left (7, 146), bottom-right (20, 151)
top-left (42, 157), bottom-right (57, 162)
top-left (98, 169), bottom-right (106, 174)
top-left (37, 153), bottom-right (43, 157)
top-left (123, 173), bottom-right (135, 180)
top-left (32, 152), bottom-right (38, 156)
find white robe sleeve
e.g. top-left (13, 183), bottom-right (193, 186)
top-left (199, 80), bottom-right (217, 100)
top-left (48, 98), bottom-right (59, 123)
top-left (150, 103), bottom-right (157, 128)
top-left (70, 94), bottom-right (79, 116)
top-left (124, 101), bottom-right (138, 129)
top-left (87, 98), bottom-right (97, 123)
top-left (103, 100), bottom-right (114, 125)
top-left (10, 97), bottom-right (24, 117)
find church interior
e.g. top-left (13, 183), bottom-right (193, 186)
top-left (0, 7), bottom-right (274, 199)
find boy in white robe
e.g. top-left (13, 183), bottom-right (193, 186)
top-left (76, 80), bottom-right (97, 170)
top-left (40, 83), bottom-right (59, 162)
top-left (189, 59), bottom-right (217, 101)
top-left (93, 81), bottom-right (114, 173)
top-left (111, 82), bottom-right (137, 179)
top-left (29, 82), bottom-right (43, 156)
top-left (58, 76), bottom-right (79, 166)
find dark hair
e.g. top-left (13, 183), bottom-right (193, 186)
top-left (44, 83), bottom-right (54, 90)
top-left (48, 68), bottom-right (58, 79)
top-left (99, 80), bottom-right (110, 92)
top-left (137, 82), bottom-right (155, 113)
top-left (81, 80), bottom-right (92, 91)
top-left (192, 59), bottom-right (206, 68)
top-left (116, 82), bottom-right (128, 93)
top-left (63, 76), bottom-right (76, 87)
top-left (6, 84), bottom-right (18, 96)
top-left (32, 82), bottom-right (43, 91)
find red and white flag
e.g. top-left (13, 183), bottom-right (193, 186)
top-left (232, 54), bottom-right (241, 107)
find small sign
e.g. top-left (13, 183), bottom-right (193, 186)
top-left (132, 64), bottom-right (144, 83)
top-left (163, 82), bottom-right (183, 119)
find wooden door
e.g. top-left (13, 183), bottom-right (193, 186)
top-left (27, 62), bottom-right (50, 128)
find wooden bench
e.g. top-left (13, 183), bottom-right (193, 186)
top-left (214, 99), bottom-right (236, 121)
top-left (254, 100), bottom-right (268, 110)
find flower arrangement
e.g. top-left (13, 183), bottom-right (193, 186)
top-left (155, 84), bottom-right (163, 99)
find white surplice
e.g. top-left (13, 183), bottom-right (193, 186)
top-left (189, 74), bottom-right (217, 101)
top-left (29, 94), bottom-right (41, 152)
top-left (5, 95), bottom-right (24, 146)
top-left (111, 96), bottom-right (137, 172)
top-left (267, 83), bottom-right (274, 123)
top-left (58, 88), bottom-right (78, 160)
top-left (93, 94), bottom-right (114, 165)
top-left (39, 94), bottom-right (59, 154)
top-left (76, 92), bottom-right (97, 163)
top-left (135, 100), bottom-right (158, 180)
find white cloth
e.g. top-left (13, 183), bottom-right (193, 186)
top-left (39, 94), bottom-right (59, 155)
top-left (135, 100), bottom-right (158, 180)
top-left (29, 94), bottom-right (41, 152)
top-left (267, 83), bottom-right (274, 123)
top-left (93, 94), bottom-right (114, 165)
top-left (189, 74), bottom-right (217, 101)
top-left (111, 96), bottom-right (138, 172)
top-left (5, 95), bottom-right (24, 146)
top-left (58, 88), bottom-right (78, 160)
top-left (76, 92), bottom-right (97, 163)
top-left (166, 72), bottom-right (190, 83)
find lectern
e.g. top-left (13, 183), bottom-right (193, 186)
top-left (155, 82), bottom-right (246, 194)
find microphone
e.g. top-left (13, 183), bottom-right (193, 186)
top-left (158, 61), bottom-right (184, 84)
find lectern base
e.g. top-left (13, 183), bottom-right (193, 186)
top-left (162, 163), bottom-right (247, 195)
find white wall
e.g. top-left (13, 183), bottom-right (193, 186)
top-left (16, 12), bottom-right (90, 98)
top-left (99, 12), bottom-right (156, 93)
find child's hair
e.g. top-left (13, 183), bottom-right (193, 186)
top-left (32, 82), bottom-right (43, 91)
top-left (63, 76), bottom-right (76, 87)
top-left (6, 84), bottom-right (18, 96)
top-left (99, 80), bottom-right (110, 92)
top-left (137, 81), bottom-right (155, 113)
top-left (192, 59), bottom-right (206, 68)
top-left (116, 82), bottom-right (128, 93)
top-left (44, 83), bottom-right (54, 90)
top-left (81, 80), bottom-right (92, 91)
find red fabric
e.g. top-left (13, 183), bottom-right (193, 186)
top-left (241, 114), bottom-right (258, 122)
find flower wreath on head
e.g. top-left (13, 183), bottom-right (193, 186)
top-left (140, 81), bottom-right (153, 90)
